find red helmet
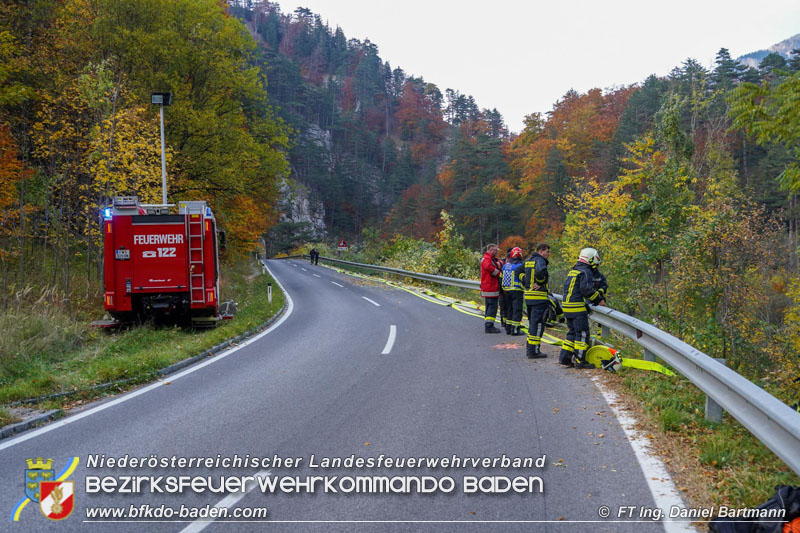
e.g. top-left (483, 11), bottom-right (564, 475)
top-left (510, 247), bottom-right (523, 259)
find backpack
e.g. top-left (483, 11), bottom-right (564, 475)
top-left (709, 485), bottom-right (800, 533)
top-left (543, 294), bottom-right (564, 326)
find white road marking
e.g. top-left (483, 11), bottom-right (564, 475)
top-left (362, 296), bottom-right (380, 307)
top-left (301, 267), bottom-right (307, 272)
top-left (381, 325), bottom-right (397, 355)
top-left (591, 377), bottom-right (692, 532)
top-left (330, 281), bottom-right (344, 288)
top-left (313, 274), bottom-right (321, 278)
top-left (180, 470), bottom-right (271, 533)
top-left (0, 262), bottom-right (295, 452)
top-left (291, 263), bottom-right (297, 267)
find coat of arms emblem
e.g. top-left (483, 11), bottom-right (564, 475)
top-left (24, 458), bottom-right (54, 502)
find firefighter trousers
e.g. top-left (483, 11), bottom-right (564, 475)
top-left (484, 297), bottom-right (499, 328)
top-left (559, 313), bottom-right (590, 365)
top-left (527, 303), bottom-right (547, 348)
top-left (506, 291), bottom-right (524, 328)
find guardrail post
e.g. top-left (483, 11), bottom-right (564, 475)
top-left (643, 349), bottom-right (656, 362)
top-left (705, 358), bottom-right (726, 422)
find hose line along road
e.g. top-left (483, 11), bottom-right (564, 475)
top-left (0, 259), bottom-right (676, 531)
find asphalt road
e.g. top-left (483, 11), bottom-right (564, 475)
top-left (0, 259), bottom-right (681, 531)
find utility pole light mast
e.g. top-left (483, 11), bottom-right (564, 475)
top-left (150, 92), bottom-right (172, 205)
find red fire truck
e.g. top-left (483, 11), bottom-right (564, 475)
top-left (102, 196), bottom-right (224, 326)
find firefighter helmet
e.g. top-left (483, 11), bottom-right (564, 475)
top-left (510, 247), bottom-right (523, 259)
top-left (578, 247), bottom-right (601, 266)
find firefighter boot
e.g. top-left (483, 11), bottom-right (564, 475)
top-left (505, 324), bottom-right (513, 335)
top-left (485, 322), bottom-right (502, 334)
top-left (527, 343), bottom-right (546, 359)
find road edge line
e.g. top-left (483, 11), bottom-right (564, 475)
top-left (591, 376), bottom-right (694, 532)
top-left (0, 262), bottom-right (294, 452)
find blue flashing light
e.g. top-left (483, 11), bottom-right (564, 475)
top-left (206, 206), bottom-right (212, 217)
top-left (103, 208), bottom-right (112, 220)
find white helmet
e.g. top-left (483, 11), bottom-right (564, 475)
top-left (578, 247), bottom-right (601, 267)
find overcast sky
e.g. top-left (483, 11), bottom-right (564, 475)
top-left (276, 1), bottom-right (800, 133)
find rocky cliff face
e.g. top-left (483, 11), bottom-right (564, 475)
top-left (737, 33), bottom-right (800, 68)
top-left (277, 176), bottom-right (327, 238)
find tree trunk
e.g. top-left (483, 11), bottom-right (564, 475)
top-left (478, 215), bottom-right (484, 251)
top-left (742, 134), bottom-right (748, 186)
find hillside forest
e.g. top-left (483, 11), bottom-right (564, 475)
top-left (0, 0), bottom-right (798, 405)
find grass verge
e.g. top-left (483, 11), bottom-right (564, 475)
top-left (605, 336), bottom-right (800, 510)
top-left (0, 260), bottom-right (284, 414)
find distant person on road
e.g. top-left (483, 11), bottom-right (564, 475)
top-left (480, 244), bottom-right (503, 334)
top-left (501, 247), bottom-right (525, 336)
top-left (524, 243), bottom-right (552, 359)
top-left (558, 247), bottom-right (608, 369)
top-left (309, 248), bottom-right (319, 265)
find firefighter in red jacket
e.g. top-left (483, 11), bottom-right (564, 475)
top-left (480, 243), bottom-right (502, 333)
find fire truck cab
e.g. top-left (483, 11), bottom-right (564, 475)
top-left (102, 196), bottom-right (221, 326)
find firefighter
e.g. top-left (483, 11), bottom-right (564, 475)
top-left (558, 247), bottom-right (608, 368)
top-left (498, 249), bottom-right (509, 331)
top-left (480, 244), bottom-right (503, 333)
top-left (524, 243), bottom-right (551, 358)
top-left (501, 247), bottom-right (526, 335)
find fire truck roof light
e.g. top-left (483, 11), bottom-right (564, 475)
top-left (103, 208), bottom-right (112, 220)
top-left (113, 196), bottom-right (139, 207)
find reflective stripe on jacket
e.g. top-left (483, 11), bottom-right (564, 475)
top-left (501, 258), bottom-right (525, 291)
top-left (480, 252), bottom-right (501, 297)
top-left (562, 261), bottom-right (607, 315)
top-left (524, 252), bottom-right (549, 303)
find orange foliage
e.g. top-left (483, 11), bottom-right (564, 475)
top-left (395, 81), bottom-right (446, 164)
top-left (509, 86), bottom-right (635, 241)
top-left (525, 217), bottom-right (563, 245)
top-left (513, 86), bottom-right (635, 185)
top-left (0, 124), bottom-right (31, 259)
top-left (384, 183), bottom-right (442, 239)
top-left (436, 164), bottom-right (455, 198)
top-left (499, 235), bottom-right (527, 254)
top-left (0, 124), bottom-right (24, 213)
top-left (215, 195), bottom-right (268, 254)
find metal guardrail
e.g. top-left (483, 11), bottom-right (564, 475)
top-left (316, 255), bottom-right (482, 290)
top-left (586, 305), bottom-right (800, 477)
top-left (286, 254), bottom-right (800, 476)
